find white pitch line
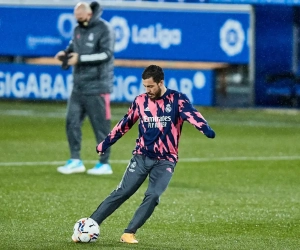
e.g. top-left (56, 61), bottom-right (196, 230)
top-left (1, 155), bottom-right (300, 167)
top-left (2, 110), bottom-right (300, 128)
top-left (0, 160), bottom-right (129, 167)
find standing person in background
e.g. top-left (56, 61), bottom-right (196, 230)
top-left (55, 1), bottom-right (115, 175)
top-left (73, 65), bottom-right (215, 244)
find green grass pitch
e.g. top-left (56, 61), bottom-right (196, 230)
top-left (0, 100), bottom-right (299, 249)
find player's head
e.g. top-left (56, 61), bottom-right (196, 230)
top-left (74, 2), bottom-right (93, 28)
top-left (142, 65), bottom-right (165, 100)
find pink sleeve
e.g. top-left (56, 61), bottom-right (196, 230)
top-left (96, 98), bottom-right (139, 152)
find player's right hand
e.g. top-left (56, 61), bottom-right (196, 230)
top-left (54, 51), bottom-right (66, 60)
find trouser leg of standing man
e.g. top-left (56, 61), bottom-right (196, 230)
top-left (86, 94), bottom-right (112, 175)
top-left (67, 93), bottom-right (85, 160)
top-left (57, 92), bottom-right (86, 174)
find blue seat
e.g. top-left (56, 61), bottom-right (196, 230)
top-left (296, 85), bottom-right (300, 96)
top-left (266, 87), bottom-right (292, 96)
top-left (266, 79), bottom-right (294, 97)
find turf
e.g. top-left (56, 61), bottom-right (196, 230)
top-left (0, 100), bottom-right (300, 250)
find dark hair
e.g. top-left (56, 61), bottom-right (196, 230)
top-left (142, 65), bottom-right (164, 84)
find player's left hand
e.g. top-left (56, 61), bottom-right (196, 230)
top-left (68, 52), bottom-right (79, 65)
top-left (96, 146), bottom-right (104, 155)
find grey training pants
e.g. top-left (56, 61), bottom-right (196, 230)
top-left (66, 92), bottom-right (111, 163)
top-left (90, 154), bottom-right (176, 233)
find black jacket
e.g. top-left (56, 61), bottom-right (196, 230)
top-left (66, 2), bottom-right (115, 95)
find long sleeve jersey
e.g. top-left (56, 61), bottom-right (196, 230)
top-left (97, 88), bottom-right (215, 162)
top-left (66, 2), bottom-right (115, 95)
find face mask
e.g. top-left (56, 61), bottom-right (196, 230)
top-left (77, 20), bottom-right (89, 28)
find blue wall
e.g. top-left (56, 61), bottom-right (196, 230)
top-left (255, 6), bottom-right (294, 106)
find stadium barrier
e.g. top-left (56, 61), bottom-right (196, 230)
top-left (25, 57), bottom-right (229, 70)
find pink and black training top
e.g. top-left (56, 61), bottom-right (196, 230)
top-left (97, 88), bottom-right (215, 163)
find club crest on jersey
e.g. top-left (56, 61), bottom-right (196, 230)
top-left (165, 104), bottom-right (172, 113)
top-left (88, 33), bottom-right (94, 41)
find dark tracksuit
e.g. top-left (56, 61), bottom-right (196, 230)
top-left (65, 2), bottom-right (115, 164)
top-left (90, 89), bottom-right (215, 233)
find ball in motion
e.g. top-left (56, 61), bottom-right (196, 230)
top-left (72, 217), bottom-right (100, 243)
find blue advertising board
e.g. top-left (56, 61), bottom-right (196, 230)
top-left (0, 64), bottom-right (214, 106)
top-left (0, 6), bottom-right (250, 63)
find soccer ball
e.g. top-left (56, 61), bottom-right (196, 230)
top-left (72, 217), bottom-right (100, 243)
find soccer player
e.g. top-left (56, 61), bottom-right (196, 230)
top-left (79, 65), bottom-right (215, 243)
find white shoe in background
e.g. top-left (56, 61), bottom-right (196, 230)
top-left (57, 159), bottom-right (86, 174)
top-left (87, 163), bottom-right (113, 175)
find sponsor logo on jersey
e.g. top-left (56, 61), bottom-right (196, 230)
top-left (143, 116), bottom-right (171, 128)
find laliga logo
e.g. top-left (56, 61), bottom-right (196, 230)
top-left (220, 19), bottom-right (245, 57)
top-left (56, 14), bottom-right (182, 52)
top-left (110, 16), bottom-right (130, 53)
top-left (109, 16), bottom-right (181, 52)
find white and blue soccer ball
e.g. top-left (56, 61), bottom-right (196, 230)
top-left (72, 217), bottom-right (100, 243)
